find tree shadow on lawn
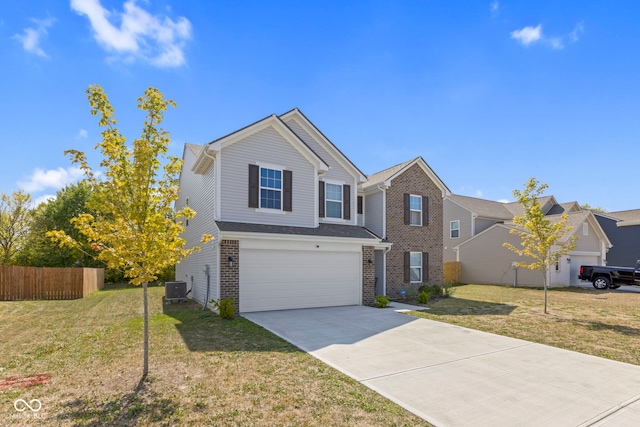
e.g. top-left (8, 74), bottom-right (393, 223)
top-left (56, 376), bottom-right (181, 427)
top-left (424, 297), bottom-right (517, 316)
top-left (162, 298), bottom-right (299, 353)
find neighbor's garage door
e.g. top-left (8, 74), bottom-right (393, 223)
top-left (239, 249), bottom-right (361, 312)
top-left (570, 255), bottom-right (599, 286)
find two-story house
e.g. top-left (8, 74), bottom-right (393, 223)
top-left (359, 157), bottom-right (451, 298)
top-left (444, 194), bottom-right (611, 287)
top-left (175, 109), bottom-right (389, 313)
top-left (594, 209), bottom-right (640, 267)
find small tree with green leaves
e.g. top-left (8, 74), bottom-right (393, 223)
top-left (49, 85), bottom-right (212, 376)
top-left (0, 190), bottom-right (33, 265)
top-left (503, 178), bottom-right (577, 314)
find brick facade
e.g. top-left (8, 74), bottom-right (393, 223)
top-left (362, 246), bottom-right (376, 306)
top-left (385, 163), bottom-right (444, 298)
top-left (219, 239), bottom-right (240, 313)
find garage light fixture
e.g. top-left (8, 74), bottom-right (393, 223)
top-left (228, 256), bottom-right (234, 267)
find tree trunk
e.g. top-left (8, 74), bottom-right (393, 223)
top-left (542, 269), bottom-right (548, 314)
top-left (143, 281), bottom-right (149, 377)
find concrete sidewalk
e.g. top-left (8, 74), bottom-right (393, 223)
top-left (244, 304), bottom-right (640, 427)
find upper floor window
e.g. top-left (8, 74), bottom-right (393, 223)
top-left (409, 195), bottom-right (422, 226)
top-left (248, 164), bottom-right (292, 212)
top-left (319, 181), bottom-right (351, 220)
top-left (326, 183), bottom-right (343, 218)
top-left (404, 193), bottom-right (428, 226)
top-left (260, 168), bottom-right (282, 209)
top-left (450, 220), bottom-right (460, 238)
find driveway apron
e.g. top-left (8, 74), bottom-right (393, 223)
top-left (243, 304), bottom-right (640, 427)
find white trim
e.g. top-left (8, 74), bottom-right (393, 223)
top-left (214, 153), bottom-right (222, 220)
top-left (409, 194), bottom-right (422, 226)
top-left (220, 230), bottom-right (386, 246)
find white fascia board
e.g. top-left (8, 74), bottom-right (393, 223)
top-left (618, 220), bottom-right (640, 227)
top-left (219, 230), bottom-right (384, 246)
top-left (280, 110), bottom-right (367, 182)
top-left (191, 146), bottom-right (218, 174)
top-left (385, 157), bottom-right (451, 197)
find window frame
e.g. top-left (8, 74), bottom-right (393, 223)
top-left (409, 251), bottom-right (422, 283)
top-left (409, 194), bottom-right (422, 226)
top-left (259, 166), bottom-right (283, 211)
top-left (450, 220), bottom-right (460, 238)
top-left (325, 182), bottom-right (343, 219)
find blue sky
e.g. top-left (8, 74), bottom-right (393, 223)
top-left (1, 1), bottom-right (638, 211)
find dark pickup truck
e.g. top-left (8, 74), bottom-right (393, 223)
top-left (578, 260), bottom-right (640, 289)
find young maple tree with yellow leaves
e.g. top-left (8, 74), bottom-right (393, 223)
top-left (49, 85), bottom-right (212, 376)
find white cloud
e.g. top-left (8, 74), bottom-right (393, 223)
top-left (71, 0), bottom-right (192, 67)
top-left (511, 22), bottom-right (584, 50)
top-left (12, 17), bottom-right (56, 58)
top-left (510, 25), bottom-right (542, 46)
top-left (475, 190), bottom-right (484, 198)
top-left (497, 198), bottom-right (511, 204)
top-left (491, 1), bottom-right (499, 16)
top-left (549, 37), bottom-right (564, 50)
top-left (569, 22), bottom-right (584, 43)
top-left (76, 129), bottom-right (88, 139)
top-left (33, 194), bottom-right (57, 206)
top-left (18, 167), bottom-right (84, 193)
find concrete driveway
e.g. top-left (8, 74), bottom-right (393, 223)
top-left (244, 304), bottom-right (640, 427)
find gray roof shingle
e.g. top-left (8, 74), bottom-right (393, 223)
top-left (216, 221), bottom-right (382, 240)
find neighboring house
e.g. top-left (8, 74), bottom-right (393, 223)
top-left (594, 210), bottom-right (640, 266)
top-left (359, 157), bottom-right (451, 298)
top-left (445, 194), bottom-right (611, 287)
top-left (176, 109), bottom-right (389, 313)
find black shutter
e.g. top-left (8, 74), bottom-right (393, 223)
top-left (422, 252), bottom-right (429, 282)
top-left (404, 251), bottom-right (410, 283)
top-left (357, 196), bottom-right (363, 215)
top-left (283, 170), bottom-right (292, 212)
top-left (248, 164), bottom-right (259, 208)
top-left (343, 184), bottom-right (351, 220)
top-left (422, 196), bottom-right (429, 226)
top-left (404, 193), bottom-right (410, 225)
top-left (318, 181), bottom-right (325, 218)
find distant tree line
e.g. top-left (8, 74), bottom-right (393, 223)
top-left (0, 184), bottom-right (174, 283)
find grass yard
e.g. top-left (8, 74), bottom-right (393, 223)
top-left (0, 284), bottom-right (430, 426)
top-left (409, 284), bottom-right (640, 365)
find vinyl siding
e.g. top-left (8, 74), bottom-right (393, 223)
top-left (175, 146), bottom-right (220, 305)
top-left (475, 218), bottom-right (498, 234)
top-left (364, 189), bottom-right (385, 239)
top-left (220, 126), bottom-right (316, 227)
top-left (443, 199), bottom-right (472, 262)
top-left (573, 223), bottom-right (601, 252)
top-left (458, 226), bottom-right (542, 286)
top-left (284, 119), bottom-right (357, 224)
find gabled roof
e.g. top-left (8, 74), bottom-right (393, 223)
top-left (360, 156), bottom-right (451, 197)
top-left (607, 209), bottom-right (640, 227)
top-left (457, 210), bottom-right (611, 249)
top-left (547, 201), bottom-right (582, 215)
top-left (503, 196), bottom-right (557, 217)
top-left (447, 194), bottom-right (513, 220)
top-left (279, 108), bottom-right (367, 182)
top-left (191, 112), bottom-right (331, 175)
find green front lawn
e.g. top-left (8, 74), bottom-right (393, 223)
top-left (0, 284), bottom-right (430, 426)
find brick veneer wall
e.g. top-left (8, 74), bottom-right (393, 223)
top-left (219, 239), bottom-right (240, 313)
top-left (385, 163), bottom-right (444, 298)
top-left (362, 246), bottom-right (376, 306)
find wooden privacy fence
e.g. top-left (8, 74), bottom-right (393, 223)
top-left (0, 266), bottom-right (104, 300)
top-left (443, 261), bottom-right (461, 284)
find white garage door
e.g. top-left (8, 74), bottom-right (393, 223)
top-left (240, 249), bottom-right (361, 312)
top-left (570, 255), bottom-right (599, 286)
